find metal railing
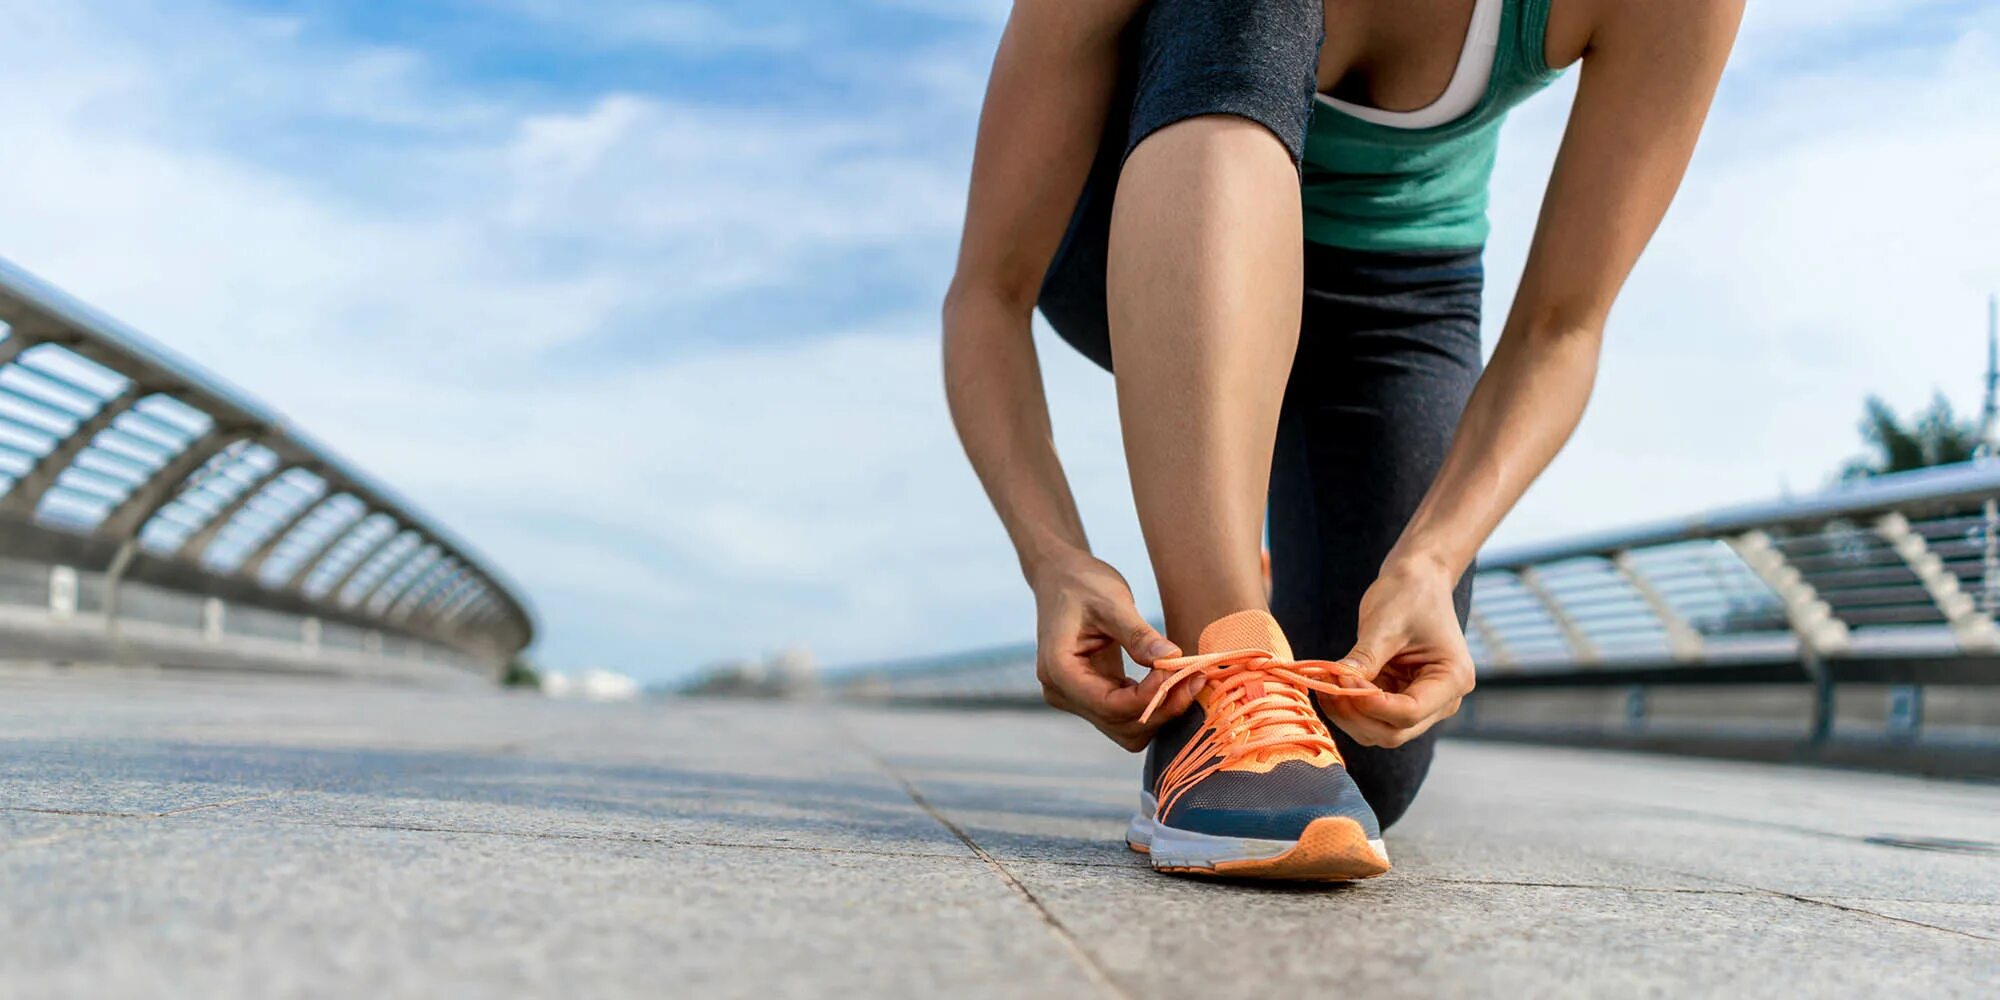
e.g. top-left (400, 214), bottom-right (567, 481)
top-left (831, 462), bottom-right (2000, 751)
top-left (0, 256), bottom-right (533, 677)
top-left (1468, 461), bottom-right (2000, 685)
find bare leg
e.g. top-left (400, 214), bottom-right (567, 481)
top-left (1107, 115), bottom-right (1303, 652)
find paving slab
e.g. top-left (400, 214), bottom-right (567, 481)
top-left (0, 820), bottom-right (1097, 999)
top-left (0, 810), bottom-right (122, 849)
top-left (1008, 861), bottom-right (2000, 999)
top-left (1812, 897), bottom-right (2000, 939)
top-left (3, 672), bottom-right (1998, 999)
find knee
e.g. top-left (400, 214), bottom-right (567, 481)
top-left (1369, 780), bottom-right (1424, 831)
top-left (1336, 729), bottom-right (1438, 831)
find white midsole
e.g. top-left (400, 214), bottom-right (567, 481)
top-left (1126, 790), bottom-right (1388, 870)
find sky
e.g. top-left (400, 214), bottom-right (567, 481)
top-left (0, 0), bottom-right (1994, 683)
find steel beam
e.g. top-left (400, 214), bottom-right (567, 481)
top-left (237, 488), bottom-right (332, 579)
top-left (390, 561), bottom-right (461, 620)
top-left (320, 525), bottom-right (404, 600)
top-left (406, 572), bottom-right (476, 629)
top-left (1874, 511), bottom-right (2000, 651)
top-left (0, 385), bottom-right (143, 518)
top-left (356, 542), bottom-right (436, 609)
top-left (97, 427), bottom-right (234, 539)
top-left (431, 580), bottom-right (490, 629)
top-left (1728, 530), bottom-right (1851, 656)
top-left (1612, 551), bottom-right (1705, 661)
top-left (175, 463), bottom-right (284, 562)
top-left (1516, 566), bottom-right (1600, 665)
top-left (267, 502), bottom-right (364, 592)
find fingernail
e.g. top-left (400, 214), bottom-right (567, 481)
top-left (1147, 639), bottom-right (1178, 659)
top-left (1189, 676), bottom-right (1206, 695)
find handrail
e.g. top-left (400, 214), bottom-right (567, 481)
top-left (1482, 462), bottom-right (2000, 569)
top-left (0, 255), bottom-right (534, 669)
top-left (823, 461), bottom-right (2000, 705)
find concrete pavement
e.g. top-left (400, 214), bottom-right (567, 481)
top-left (2, 668), bottom-right (1997, 998)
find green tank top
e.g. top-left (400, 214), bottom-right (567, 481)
top-left (1301, 0), bottom-right (1562, 252)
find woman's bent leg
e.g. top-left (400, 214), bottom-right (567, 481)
top-left (1270, 245), bottom-right (1486, 829)
top-left (1030, 0), bottom-right (1322, 649)
top-left (1109, 115), bottom-right (1304, 649)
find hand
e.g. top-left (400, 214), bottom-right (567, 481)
top-left (1028, 550), bottom-right (1194, 751)
top-left (1321, 561), bottom-right (1476, 748)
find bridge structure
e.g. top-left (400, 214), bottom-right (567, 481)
top-left (834, 462), bottom-right (2000, 770)
top-left (0, 257), bottom-right (533, 682)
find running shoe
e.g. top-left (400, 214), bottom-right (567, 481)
top-left (1124, 609), bottom-right (1389, 880)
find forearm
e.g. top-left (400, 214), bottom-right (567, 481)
top-left (1385, 318), bottom-right (1602, 580)
top-left (1384, 0), bottom-right (1740, 582)
top-left (943, 286), bottom-right (1090, 578)
top-left (940, 1), bottom-right (1137, 580)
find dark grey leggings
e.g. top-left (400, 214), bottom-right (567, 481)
top-left (1035, 0), bottom-right (1480, 830)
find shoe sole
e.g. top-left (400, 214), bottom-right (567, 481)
top-left (1125, 791), bottom-right (1390, 882)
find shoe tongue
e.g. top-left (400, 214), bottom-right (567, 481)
top-left (1196, 609), bottom-right (1293, 660)
top-left (1193, 610), bottom-right (1328, 761)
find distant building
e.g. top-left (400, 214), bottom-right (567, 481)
top-left (541, 668), bottom-right (641, 702)
top-left (679, 647), bottom-right (819, 698)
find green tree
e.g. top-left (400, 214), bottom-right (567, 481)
top-left (502, 655), bottom-right (542, 688)
top-left (1840, 392), bottom-right (1981, 480)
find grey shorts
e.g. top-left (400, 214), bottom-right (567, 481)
top-left (1124, 0), bottom-right (1323, 165)
top-left (1040, 0), bottom-right (1324, 370)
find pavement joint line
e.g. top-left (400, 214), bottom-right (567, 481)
top-left (1775, 891), bottom-right (2000, 944)
top-left (0, 790), bottom-right (305, 855)
top-left (832, 715), bottom-right (1135, 1000)
top-left (1408, 875), bottom-right (1764, 896)
top-left (231, 816), bottom-right (995, 861)
top-left (2, 790), bottom-right (293, 820)
top-left (1817, 895), bottom-right (2000, 907)
top-left (1577, 798), bottom-right (1996, 854)
top-left (1644, 861), bottom-right (2000, 944)
top-left (157, 790), bottom-right (295, 817)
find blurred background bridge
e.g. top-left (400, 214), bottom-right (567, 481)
top-left (826, 461), bottom-right (2000, 776)
top-left (0, 257), bottom-right (533, 684)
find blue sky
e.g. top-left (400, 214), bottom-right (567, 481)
top-left (0, 0), bottom-right (1995, 682)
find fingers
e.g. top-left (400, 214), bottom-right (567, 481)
top-left (1326, 660), bottom-right (1474, 746)
top-left (1335, 636), bottom-right (1387, 682)
top-left (1328, 700), bottom-right (1441, 748)
top-left (1351, 672), bottom-right (1461, 729)
top-left (1091, 667), bottom-right (1159, 719)
top-left (1113, 667), bottom-right (1202, 724)
top-left (1039, 647), bottom-right (1199, 752)
top-left (1029, 555), bottom-right (1191, 751)
top-left (1040, 669), bottom-right (1147, 751)
top-left (1096, 602), bottom-right (1179, 666)
top-left (1040, 648), bottom-right (1128, 710)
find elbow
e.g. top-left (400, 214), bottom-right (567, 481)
top-left (1493, 300), bottom-right (1607, 382)
top-left (944, 266), bottom-right (1042, 334)
top-left (940, 273), bottom-right (1035, 398)
top-left (1505, 299), bottom-right (1607, 349)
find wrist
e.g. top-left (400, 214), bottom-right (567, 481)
top-left (1018, 534), bottom-right (1091, 585)
top-left (1379, 544), bottom-right (1462, 587)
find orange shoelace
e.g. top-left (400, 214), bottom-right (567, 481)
top-left (1138, 648), bottom-right (1378, 820)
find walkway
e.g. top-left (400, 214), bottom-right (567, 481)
top-left (2, 671), bottom-right (1996, 997)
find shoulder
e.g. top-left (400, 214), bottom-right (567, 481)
top-left (1007, 0), bottom-right (1146, 42)
top-left (1544, 0), bottom-right (1746, 69)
